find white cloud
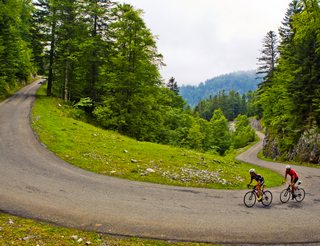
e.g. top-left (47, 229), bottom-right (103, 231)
top-left (121, 0), bottom-right (292, 85)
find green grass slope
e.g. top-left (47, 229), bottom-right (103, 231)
top-left (31, 86), bottom-right (282, 189)
top-left (0, 212), bottom-right (209, 245)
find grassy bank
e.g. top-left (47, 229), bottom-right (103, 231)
top-left (31, 85), bottom-right (283, 189)
top-left (0, 213), bottom-right (209, 245)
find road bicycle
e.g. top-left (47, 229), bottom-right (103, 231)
top-left (244, 185), bottom-right (273, 207)
top-left (280, 181), bottom-right (305, 203)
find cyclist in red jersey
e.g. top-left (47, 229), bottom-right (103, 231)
top-left (284, 165), bottom-right (299, 199)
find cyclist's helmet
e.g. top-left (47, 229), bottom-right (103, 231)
top-left (286, 165), bottom-right (291, 170)
top-left (249, 168), bottom-right (255, 173)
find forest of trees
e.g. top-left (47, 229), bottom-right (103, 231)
top-left (0, 0), bottom-right (35, 97)
top-left (194, 90), bottom-right (262, 122)
top-left (256, 0), bottom-right (320, 163)
top-left (2, 0), bottom-right (319, 161)
top-left (180, 71), bottom-right (261, 107)
top-left (0, 0), bottom-right (256, 155)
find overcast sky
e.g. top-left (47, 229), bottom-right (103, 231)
top-left (120, 0), bottom-right (292, 86)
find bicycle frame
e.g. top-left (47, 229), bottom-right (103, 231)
top-left (280, 181), bottom-right (305, 203)
top-left (248, 184), bottom-right (264, 193)
top-left (244, 185), bottom-right (273, 207)
top-left (287, 180), bottom-right (301, 192)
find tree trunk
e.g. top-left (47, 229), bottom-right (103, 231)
top-left (91, 13), bottom-right (98, 100)
top-left (47, 8), bottom-right (56, 97)
top-left (64, 60), bottom-right (69, 101)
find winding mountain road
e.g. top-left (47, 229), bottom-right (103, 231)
top-left (0, 80), bottom-right (320, 244)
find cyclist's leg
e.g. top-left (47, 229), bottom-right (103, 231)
top-left (291, 177), bottom-right (298, 192)
top-left (257, 181), bottom-right (262, 199)
top-left (290, 177), bottom-right (295, 194)
top-left (291, 177), bottom-right (298, 199)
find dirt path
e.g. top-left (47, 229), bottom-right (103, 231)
top-left (0, 80), bottom-right (319, 244)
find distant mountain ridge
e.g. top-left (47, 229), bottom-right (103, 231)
top-left (179, 70), bottom-right (261, 107)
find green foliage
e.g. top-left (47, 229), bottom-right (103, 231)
top-left (256, 30), bottom-right (279, 91)
top-left (92, 3), bottom-right (165, 141)
top-left (33, 85), bottom-right (283, 189)
top-left (181, 119), bottom-right (205, 150)
top-left (0, 0), bottom-right (35, 97)
top-left (159, 108), bottom-right (194, 146)
top-left (208, 109), bottom-right (231, 155)
top-left (166, 77), bottom-right (180, 95)
top-left (74, 97), bottom-right (93, 108)
top-left (0, 0), bottom-right (257, 155)
top-left (194, 89), bottom-right (258, 121)
top-left (0, 212), bottom-right (198, 245)
top-left (232, 115), bottom-right (256, 149)
top-left (258, 0), bottom-right (320, 162)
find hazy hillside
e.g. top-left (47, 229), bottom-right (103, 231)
top-left (180, 70), bottom-right (261, 107)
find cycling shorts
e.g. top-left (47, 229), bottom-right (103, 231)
top-left (259, 180), bottom-right (264, 186)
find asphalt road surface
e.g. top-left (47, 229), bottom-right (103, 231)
top-left (0, 80), bottom-right (320, 245)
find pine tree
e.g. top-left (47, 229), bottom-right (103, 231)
top-left (166, 77), bottom-right (179, 95)
top-left (52, 0), bottom-right (92, 101)
top-left (259, 0), bottom-right (320, 161)
top-left (256, 31), bottom-right (279, 92)
top-left (288, 0), bottom-right (320, 127)
top-left (278, 0), bottom-right (302, 56)
top-left (78, 0), bottom-right (115, 101)
top-left (93, 3), bottom-right (164, 139)
top-left (33, 0), bottom-right (56, 96)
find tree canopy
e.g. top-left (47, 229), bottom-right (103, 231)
top-left (0, 0), bottom-right (35, 97)
top-left (258, 0), bottom-right (320, 163)
top-left (0, 0), bottom-right (259, 156)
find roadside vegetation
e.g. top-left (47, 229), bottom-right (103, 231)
top-left (32, 86), bottom-right (283, 189)
top-left (256, 1), bottom-right (320, 164)
top-left (0, 77), bottom-right (38, 102)
top-left (258, 150), bottom-right (320, 169)
top-left (0, 213), bottom-right (210, 246)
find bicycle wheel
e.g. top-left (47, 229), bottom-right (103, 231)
top-left (261, 190), bottom-right (273, 206)
top-left (244, 191), bottom-right (256, 207)
top-left (280, 188), bottom-right (290, 203)
top-left (294, 188), bottom-right (305, 202)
